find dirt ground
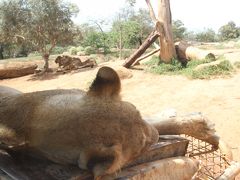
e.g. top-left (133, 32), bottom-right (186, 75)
top-left (0, 51), bottom-right (240, 166)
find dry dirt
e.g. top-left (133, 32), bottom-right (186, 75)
top-left (0, 55), bottom-right (240, 165)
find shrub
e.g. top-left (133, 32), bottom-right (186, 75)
top-left (84, 46), bottom-right (96, 55)
top-left (51, 46), bottom-right (68, 55)
top-left (68, 46), bottom-right (78, 55)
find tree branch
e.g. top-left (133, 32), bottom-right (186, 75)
top-left (145, 0), bottom-right (158, 24)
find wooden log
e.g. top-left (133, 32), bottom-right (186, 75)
top-left (109, 157), bottom-right (199, 180)
top-left (126, 135), bottom-right (188, 168)
top-left (147, 112), bottom-right (220, 148)
top-left (0, 63), bottom-right (38, 79)
top-left (123, 31), bottom-right (159, 68)
top-left (132, 48), bottom-right (160, 66)
top-left (0, 136), bottom-right (189, 180)
top-left (175, 41), bottom-right (216, 61)
top-left (217, 161), bottom-right (240, 180)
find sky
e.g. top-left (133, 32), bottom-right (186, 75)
top-left (70, 0), bottom-right (240, 32)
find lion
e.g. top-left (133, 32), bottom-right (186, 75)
top-left (0, 66), bottom-right (159, 179)
top-left (0, 85), bottom-right (22, 97)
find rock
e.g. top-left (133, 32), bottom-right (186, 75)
top-left (111, 66), bottom-right (133, 79)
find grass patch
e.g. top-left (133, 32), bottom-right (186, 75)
top-left (145, 56), bottom-right (234, 79)
top-left (191, 60), bottom-right (233, 79)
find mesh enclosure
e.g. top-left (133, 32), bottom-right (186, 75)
top-left (182, 135), bottom-right (231, 180)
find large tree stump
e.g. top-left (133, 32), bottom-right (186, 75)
top-left (0, 63), bottom-right (38, 79)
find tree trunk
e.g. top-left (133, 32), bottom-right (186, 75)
top-left (119, 26), bottom-right (123, 59)
top-left (123, 31), bottom-right (159, 68)
top-left (157, 0), bottom-right (176, 63)
top-left (43, 54), bottom-right (50, 72)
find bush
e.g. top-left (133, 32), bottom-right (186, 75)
top-left (51, 46), bottom-right (68, 55)
top-left (68, 46), bottom-right (78, 55)
top-left (84, 46), bottom-right (96, 55)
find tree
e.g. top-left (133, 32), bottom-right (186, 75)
top-left (110, 4), bottom-right (144, 58)
top-left (145, 0), bottom-right (176, 63)
top-left (0, 0), bottom-right (79, 71)
top-left (130, 9), bottom-right (154, 45)
top-left (195, 29), bottom-right (216, 42)
top-left (79, 22), bottom-right (110, 54)
top-left (111, 20), bottom-right (141, 49)
top-left (218, 21), bottom-right (240, 41)
top-left (0, 0), bottom-right (28, 59)
top-left (172, 20), bottom-right (186, 41)
top-left (123, 0), bottom-right (215, 68)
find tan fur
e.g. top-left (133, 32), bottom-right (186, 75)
top-left (0, 66), bottom-right (159, 179)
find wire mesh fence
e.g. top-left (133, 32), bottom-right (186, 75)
top-left (182, 135), bottom-right (231, 179)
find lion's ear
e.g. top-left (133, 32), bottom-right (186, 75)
top-left (87, 66), bottom-right (121, 99)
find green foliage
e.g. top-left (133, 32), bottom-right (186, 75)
top-left (0, 0), bottom-right (79, 68)
top-left (130, 8), bottom-right (153, 41)
top-left (80, 23), bottom-right (111, 54)
top-left (172, 20), bottom-right (187, 41)
top-left (82, 31), bottom-right (109, 53)
top-left (67, 46), bottom-right (85, 55)
top-left (195, 29), bottom-right (217, 42)
top-left (46, 45), bottom-right (68, 55)
top-left (109, 7), bottom-right (153, 51)
top-left (110, 20), bottom-right (141, 49)
top-left (68, 46), bottom-right (78, 55)
top-left (146, 57), bottom-right (183, 75)
top-left (146, 56), bottom-right (233, 79)
top-left (192, 60), bottom-right (233, 79)
top-left (84, 46), bottom-right (97, 55)
top-left (218, 21), bottom-right (240, 41)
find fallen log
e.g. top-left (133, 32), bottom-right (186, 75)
top-left (132, 47), bottom-right (160, 66)
top-left (175, 41), bottom-right (216, 61)
top-left (147, 112), bottom-right (219, 148)
top-left (0, 63), bottom-right (38, 79)
top-left (123, 31), bottom-right (160, 68)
